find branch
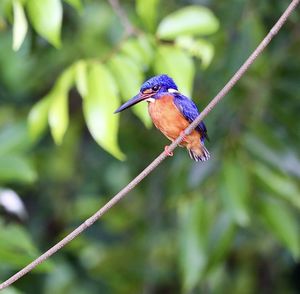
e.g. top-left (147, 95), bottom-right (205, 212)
top-left (0, 0), bottom-right (298, 290)
top-left (107, 0), bottom-right (138, 36)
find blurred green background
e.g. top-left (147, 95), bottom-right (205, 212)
top-left (0, 0), bottom-right (300, 293)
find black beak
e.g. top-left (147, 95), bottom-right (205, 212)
top-left (114, 92), bottom-right (148, 113)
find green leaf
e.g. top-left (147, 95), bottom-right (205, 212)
top-left (26, 0), bottom-right (62, 47)
top-left (0, 222), bottom-right (53, 271)
top-left (252, 162), bottom-right (300, 209)
top-left (12, 0), bottom-right (28, 51)
top-left (154, 46), bottom-right (194, 96)
top-left (83, 62), bottom-right (125, 160)
top-left (49, 92), bottom-right (69, 145)
top-left (136, 0), bottom-right (159, 31)
top-left (48, 67), bottom-right (74, 145)
top-left (0, 123), bottom-right (32, 155)
top-left (109, 54), bottom-right (151, 128)
top-left (157, 5), bottom-right (219, 40)
top-left (28, 95), bottom-right (52, 142)
top-left (220, 159), bottom-right (250, 226)
top-left (178, 196), bottom-right (209, 292)
top-left (207, 213), bottom-right (235, 271)
top-left (64, 0), bottom-right (82, 12)
top-left (75, 60), bottom-right (88, 97)
top-left (0, 155), bottom-right (37, 183)
top-left (259, 197), bottom-right (300, 259)
top-left (120, 35), bottom-right (154, 68)
top-left (176, 36), bottom-right (215, 69)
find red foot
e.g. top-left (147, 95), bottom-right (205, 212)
top-left (164, 146), bottom-right (173, 157)
top-left (180, 131), bottom-right (188, 142)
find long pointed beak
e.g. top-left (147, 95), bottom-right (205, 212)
top-left (114, 93), bottom-right (147, 113)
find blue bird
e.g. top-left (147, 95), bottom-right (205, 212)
top-left (114, 74), bottom-right (210, 161)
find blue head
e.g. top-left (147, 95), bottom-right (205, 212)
top-left (114, 74), bottom-right (178, 113)
top-left (140, 74), bottom-right (178, 95)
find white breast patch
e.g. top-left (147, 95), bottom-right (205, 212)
top-left (146, 98), bottom-right (155, 103)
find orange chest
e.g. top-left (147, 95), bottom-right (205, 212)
top-left (148, 95), bottom-right (190, 140)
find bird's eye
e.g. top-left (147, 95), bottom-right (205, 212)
top-left (152, 85), bottom-right (159, 91)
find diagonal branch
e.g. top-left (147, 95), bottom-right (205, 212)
top-left (107, 0), bottom-right (138, 36)
top-left (0, 0), bottom-right (298, 290)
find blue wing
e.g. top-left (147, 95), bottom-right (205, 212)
top-left (173, 93), bottom-right (209, 141)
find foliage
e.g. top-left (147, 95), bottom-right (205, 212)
top-left (0, 0), bottom-right (299, 293)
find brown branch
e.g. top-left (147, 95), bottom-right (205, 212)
top-left (107, 0), bottom-right (138, 36)
top-left (0, 0), bottom-right (298, 290)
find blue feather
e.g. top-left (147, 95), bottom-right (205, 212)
top-left (173, 93), bottom-right (208, 141)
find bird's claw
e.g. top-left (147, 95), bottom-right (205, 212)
top-left (180, 131), bottom-right (187, 142)
top-left (164, 146), bottom-right (173, 157)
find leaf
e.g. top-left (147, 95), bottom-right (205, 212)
top-left (75, 60), bottom-right (88, 97)
top-left (154, 46), bottom-right (194, 96)
top-left (49, 92), bottom-right (69, 145)
top-left (64, 0), bottom-right (82, 12)
top-left (178, 196), bottom-right (209, 292)
top-left (0, 155), bottom-right (37, 183)
top-left (109, 54), bottom-right (151, 128)
top-left (176, 36), bottom-right (215, 69)
top-left (12, 0), bottom-right (28, 51)
top-left (157, 5), bottom-right (219, 40)
top-left (26, 0), bottom-right (62, 47)
top-left (220, 159), bottom-right (250, 226)
top-left (0, 222), bottom-right (53, 271)
top-left (207, 213), bottom-right (235, 271)
top-left (120, 35), bottom-right (154, 68)
top-left (253, 162), bottom-right (300, 210)
top-left (0, 123), bottom-right (32, 155)
top-left (28, 95), bottom-right (52, 142)
top-left (259, 197), bottom-right (300, 259)
top-left (136, 0), bottom-right (159, 31)
top-left (48, 67), bottom-right (74, 145)
top-left (83, 62), bottom-right (125, 160)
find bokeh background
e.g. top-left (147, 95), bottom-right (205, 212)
top-left (0, 0), bottom-right (300, 293)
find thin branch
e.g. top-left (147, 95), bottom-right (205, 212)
top-left (0, 0), bottom-right (298, 290)
top-left (107, 0), bottom-right (138, 36)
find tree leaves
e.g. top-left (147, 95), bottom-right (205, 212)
top-left (0, 124), bottom-right (37, 184)
top-left (27, 61), bottom-right (126, 160)
top-left (28, 96), bottom-right (52, 142)
top-left (178, 196), bottom-right (235, 292)
top-left (48, 67), bottom-right (74, 145)
top-left (0, 155), bottom-right (37, 184)
top-left (220, 159), bottom-right (250, 226)
top-left (83, 62), bottom-right (125, 160)
top-left (27, 0), bottom-right (62, 47)
top-left (258, 197), bottom-right (300, 259)
top-left (178, 197), bottom-right (208, 292)
top-left (253, 162), bottom-right (300, 209)
top-left (157, 5), bottom-right (219, 40)
top-left (176, 36), bottom-right (215, 69)
top-left (64, 0), bottom-right (82, 12)
top-left (12, 0), bottom-right (28, 51)
top-left (154, 46), bottom-right (195, 96)
top-left (136, 0), bottom-right (159, 32)
top-left (109, 54), bottom-right (151, 128)
top-left (120, 36), bottom-right (154, 69)
top-left (75, 60), bottom-right (88, 97)
top-left (0, 222), bottom-right (53, 271)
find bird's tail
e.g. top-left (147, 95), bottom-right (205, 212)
top-left (188, 144), bottom-right (210, 162)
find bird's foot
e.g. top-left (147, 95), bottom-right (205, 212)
top-left (180, 131), bottom-right (187, 142)
top-left (164, 146), bottom-right (173, 157)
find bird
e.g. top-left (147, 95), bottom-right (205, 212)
top-left (114, 74), bottom-right (210, 162)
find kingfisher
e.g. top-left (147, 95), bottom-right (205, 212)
top-left (114, 74), bottom-right (210, 162)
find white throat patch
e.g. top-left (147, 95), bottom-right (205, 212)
top-left (146, 98), bottom-right (155, 103)
top-left (168, 88), bottom-right (178, 93)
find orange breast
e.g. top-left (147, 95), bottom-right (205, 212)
top-left (148, 94), bottom-right (201, 148)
